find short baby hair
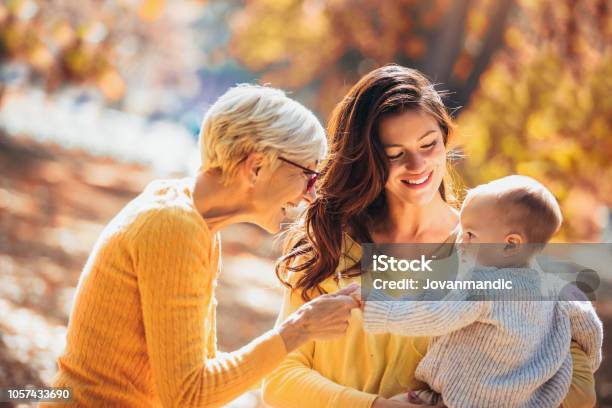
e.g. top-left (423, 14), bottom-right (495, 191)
top-left (198, 84), bottom-right (327, 182)
top-left (465, 175), bottom-right (563, 243)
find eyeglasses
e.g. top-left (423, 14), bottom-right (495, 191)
top-left (278, 157), bottom-right (320, 193)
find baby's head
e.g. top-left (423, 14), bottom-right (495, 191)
top-left (460, 175), bottom-right (562, 267)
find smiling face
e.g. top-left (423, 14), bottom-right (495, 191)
top-left (378, 110), bottom-right (447, 206)
top-left (250, 157), bottom-right (317, 233)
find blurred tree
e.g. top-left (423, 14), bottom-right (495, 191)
top-left (228, 0), bottom-right (611, 241)
top-left (0, 0), bottom-right (206, 110)
top-left (0, 0), bottom-right (125, 101)
top-left (458, 0), bottom-right (611, 241)
top-left (227, 0), bottom-right (513, 114)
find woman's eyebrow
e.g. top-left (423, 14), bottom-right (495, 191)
top-left (383, 129), bottom-right (439, 147)
top-left (418, 129), bottom-right (438, 140)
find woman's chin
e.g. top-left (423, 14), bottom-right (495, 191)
top-left (396, 188), bottom-right (439, 206)
top-left (401, 179), bottom-right (444, 205)
top-left (256, 220), bottom-right (280, 234)
top-left (263, 225), bottom-right (281, 234)
top-left (256, 210), bottom-right (284, 234)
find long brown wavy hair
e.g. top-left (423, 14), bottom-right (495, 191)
top-left (277, 64), bottom-right (459, 301)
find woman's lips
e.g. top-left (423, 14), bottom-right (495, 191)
top-left (401, 170), bottom-right (433, 189)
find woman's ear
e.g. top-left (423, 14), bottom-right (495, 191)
top-left (242, 153), bottom-right (265, 186)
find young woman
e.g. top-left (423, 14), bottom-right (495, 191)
top-left (262, 65), bottom-right (596, 408)
top-left (43, 84), bottom-right (361, 407)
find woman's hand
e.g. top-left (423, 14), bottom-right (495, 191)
top-left (278, 283), bottom-right (361, 352)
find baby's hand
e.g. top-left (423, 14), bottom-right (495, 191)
top-left (390, 390), bottom-right (446, 407)
top-left (374, 393), bottom-right (443, 408)
top-left (407, 391), bottom-right (427, 405)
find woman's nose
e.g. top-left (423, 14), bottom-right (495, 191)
top-left (403, 152), bottom-right (426, 172)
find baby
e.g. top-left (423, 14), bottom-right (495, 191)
top-left (363, 175), bottom-right (603, 408)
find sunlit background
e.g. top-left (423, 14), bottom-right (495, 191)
top-left (0, 0), bottom-right (610, 406)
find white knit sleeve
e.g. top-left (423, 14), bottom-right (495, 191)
top-left (363, 289), bottom-right (490, 337)
top-left (563, 300), bottom-right (603, 372)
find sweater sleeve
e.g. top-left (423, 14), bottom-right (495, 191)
top-left (262, 274), bottom-right (378, 408)
top-left (563, 301), bottom-right (603, 372)
top-left (133, 208), bottom-right (288, 407)
top-left (363, 288), bottom-right (489, 337)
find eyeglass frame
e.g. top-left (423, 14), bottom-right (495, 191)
top-left (277, 156), bottom-right (320, 193)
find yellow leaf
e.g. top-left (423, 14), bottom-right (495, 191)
top-left (139, 0), bottom-right (165, 21)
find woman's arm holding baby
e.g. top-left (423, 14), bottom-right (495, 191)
top-left (562, 341), bottom-right (597, 408)
top-left (560, 300), bottom-right (603, 408)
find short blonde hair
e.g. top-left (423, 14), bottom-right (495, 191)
top-left (464, 175), bottom-right (563, 243)
top-left (198, 84), bottom-right (327, 182)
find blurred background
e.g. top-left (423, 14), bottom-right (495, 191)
top-left (0, 0), bottom-right (610, 406)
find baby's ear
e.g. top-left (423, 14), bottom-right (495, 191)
top-left (504, 233), bottom-right (523, 252)
top-left (506, 233), bottom-right (523, 245)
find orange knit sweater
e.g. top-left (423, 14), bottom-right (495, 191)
top-left (42, 178), bottom-right (287, 407)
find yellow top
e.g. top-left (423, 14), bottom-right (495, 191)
top-left (44, 178), bottom-right (287, 407)
top-left (262, 235), bottom-right (596, 408)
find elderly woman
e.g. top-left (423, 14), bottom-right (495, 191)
top-left (263, 65), bottom-right (596, 408)
top-left (44, 85), bottom-right (360, 407)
